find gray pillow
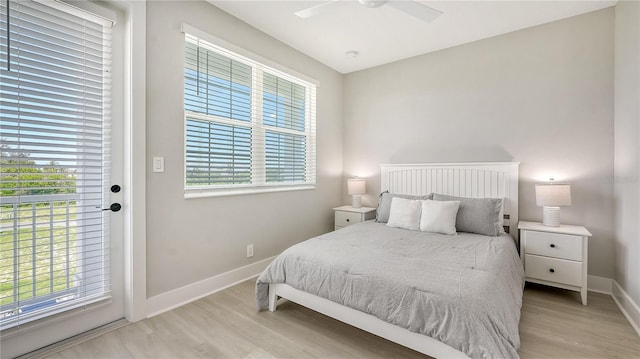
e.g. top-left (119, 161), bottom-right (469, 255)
top-left (376, 191), bottom-right (432, 223)
top-left (432, 193), bottom-right (503, 236)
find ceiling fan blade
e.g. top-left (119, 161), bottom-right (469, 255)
top-left (387, 1), bottom-right (443, 23)
top-left (295, 1), bottom-right (343, 19)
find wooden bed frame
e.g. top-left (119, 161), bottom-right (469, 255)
top-left (269, 162), bottom-right (520, 359)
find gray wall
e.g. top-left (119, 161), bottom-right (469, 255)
top-left (144, 1), bottom-right (624, 298)
top-left (614, 1), bottom-right (640, 304)
top-left (342, 9), bottom-right (615, 278)
top-left (146, 0), bottom-right (343, 297)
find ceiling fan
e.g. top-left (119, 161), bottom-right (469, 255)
top-left (295, 0), bottom-right (443, 23)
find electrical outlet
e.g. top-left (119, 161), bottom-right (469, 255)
top-left (246, 244), bottom-right (254, 258)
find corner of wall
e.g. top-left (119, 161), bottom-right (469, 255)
top-left (612, 280), bottom-right (640, 336)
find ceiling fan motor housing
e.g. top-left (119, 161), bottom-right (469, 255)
top-left (358, 0), bottom-right (387, 8)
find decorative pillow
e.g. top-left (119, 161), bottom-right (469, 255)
top-left (420, 200), bottom-right (461, 235)
top-left (432, 193), bottom-right (503, 236)
top-left (386, 197), bottom-right (422, 231)
top-left (376, 191), bottom-right (432, 223)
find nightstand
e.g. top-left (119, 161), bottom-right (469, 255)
top-left (518, 221), bottom-right (592, 305)
top-left (333, 206), bottom-right (376, 230)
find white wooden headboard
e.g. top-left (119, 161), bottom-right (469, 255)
top-left (380, 162), bottom-right (519, 238)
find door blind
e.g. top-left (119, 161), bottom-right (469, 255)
top-left (0, 0), bottom-right (114, 329)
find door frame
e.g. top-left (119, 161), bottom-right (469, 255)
top-left (118, 0), bottom-right (147, 324)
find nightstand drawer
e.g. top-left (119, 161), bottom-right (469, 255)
top-left (524, 231), bottom-right (582, 261)
top-left (335, 211), bottom-right (363, 228)
top-left (524, 254), bottom-right (582, 287)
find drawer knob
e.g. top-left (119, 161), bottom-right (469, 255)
top-left (550, 244), bottom-right (556, 248)
top-left (549, 268), bottom-right (555, 273)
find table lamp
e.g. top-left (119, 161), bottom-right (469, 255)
top-left (535, 180), bottom-right (571, 227)
top-left (347, 178), bottom-right (366, 208)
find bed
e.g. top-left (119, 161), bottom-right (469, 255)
top-left (256, 162), bottom-right (523, 359)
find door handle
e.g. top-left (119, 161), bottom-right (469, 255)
top-left (101, 203), bottom-right (122, 212)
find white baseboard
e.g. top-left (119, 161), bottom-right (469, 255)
top-left (587, 275), bottom-right (613, 294)
top-left (612, 281), bottom-right (640, 336)
top-left (587, 275), bottom-right (639, 336)
top-left (145, 256), bottom-right (276, 318)
top-left (144, 262), bottom-right (640, 338)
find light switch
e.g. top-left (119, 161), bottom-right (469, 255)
top-left (153, 157), bottom-right (164, 173)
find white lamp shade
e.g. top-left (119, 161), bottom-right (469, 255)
top-left (347, 178), bottom-right (366, 195)
top-left (535, 184), bottom-right (572, 207)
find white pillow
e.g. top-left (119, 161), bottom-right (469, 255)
top-left (386, 197), bottom-right (422, 231)
top-left (420, 200), bottom-right (461, 235)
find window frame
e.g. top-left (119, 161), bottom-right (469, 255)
top-left (182, 24), bottom-right (318, 198)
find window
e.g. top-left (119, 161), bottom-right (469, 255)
top-left (183, 26), bottom-right (317, 197)
top-left (0, 0), bottom-right (114, 328)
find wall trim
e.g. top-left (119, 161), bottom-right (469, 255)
top-left (145, 256), bottom-right (276, 318)
top-left (122, 0), bottom-right (147, 324)
top-left (145, 265), bottom-right (640, 337)
top-left (612, 280), bottom-right (640, 336)
top-left (587, 276), bottom-right (639, 336)
top-left (587, 275), bottom-right (613, 294)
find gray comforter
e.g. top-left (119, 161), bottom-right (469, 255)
top-left (256, 221), bottom-right (524, 359)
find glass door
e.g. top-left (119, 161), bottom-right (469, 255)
top-left (0, 0), bottom-right (124, 356)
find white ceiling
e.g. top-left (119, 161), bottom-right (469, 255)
top-left (209, 1), bottom-right (616, 74)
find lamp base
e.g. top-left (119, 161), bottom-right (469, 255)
top-left (542, 206), bottom-right (560, 226)
top-left (352, 195), bottom-right (362, 208)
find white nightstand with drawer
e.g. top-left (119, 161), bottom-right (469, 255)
top-left (333, 206), bottom-right (376, 230)
top-left (518, 221), bottom-right (592, 305)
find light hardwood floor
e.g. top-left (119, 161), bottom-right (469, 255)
top-left (40, 281), bottom-right (639, 359)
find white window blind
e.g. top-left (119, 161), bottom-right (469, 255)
top-left (183, 29), bottom-right (317, 196)
top-left (0, 0), bottom-right (113, 329)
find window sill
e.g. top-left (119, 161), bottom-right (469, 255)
top-left (184, 185), bottom-right (316, 199)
